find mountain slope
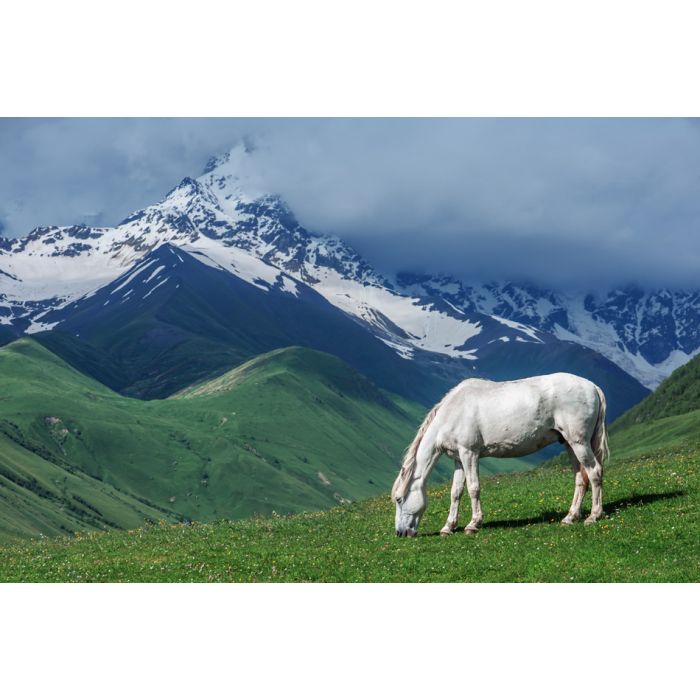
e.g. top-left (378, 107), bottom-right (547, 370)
top-left (397, 274), bottom-right (700, 389)
top-left (0, 430), bottom-right (171, 542)
top-left (0, 339), bottom-right (456, 539)
top-left (612, 352), bottom-right (700, 430)
top-left (33, 244), bottom-right (449, 403)
top-left (25, 242), bottom-right (647, 419)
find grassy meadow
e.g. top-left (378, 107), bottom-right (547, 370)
top-left (1, 420), bottom-right (697, 582)
top-left (1, 339), bottom-right (699, 582)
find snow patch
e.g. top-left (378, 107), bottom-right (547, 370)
top-left (277, 275), bottom-right (299, 296)
top-left (111, 259), bottom-right (158, 294)
top-left (143, 277), bottom-right (169, 299)
top-left (491, 315), bottom-right (542, 342)
top-left (143, 265), bottom-right (165, 284)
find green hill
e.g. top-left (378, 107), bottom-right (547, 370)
top-left (1, 339), bottom-right (533, 542)
top-left (0, 430), bottom-right (170, 543)
top-left (0, 339), bottom-right (424, 539)
top-left (1, 348), bottom-right (696, 582)
top-left (613, 352), bottom-right (700, 429)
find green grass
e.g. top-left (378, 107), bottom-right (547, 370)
top-left (1, 413), bottom-right (697, 582)
top-left (6, 337), bottom-right (692, 582)
top-left (0, 339), bottom-right (413, 538)
top-left (611, 408), bottom-right (700, 458)
top-left (614, 350), bottom-right (700, 428)
top-left (0, 431), bottom-right (169, 542)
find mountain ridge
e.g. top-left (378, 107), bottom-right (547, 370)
top-left (396, 273), bottom-right (700, 389)
top-left (0, 142), bottom-right (690, 398)
top-left (30, 242), bottom-right (449, 403)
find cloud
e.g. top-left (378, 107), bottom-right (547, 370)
top-left (1, 118), bottom-right (699, 289)
top-left (0, 118), bottom-right (254, 233)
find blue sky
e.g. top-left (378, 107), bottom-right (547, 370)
top-left (1, 118), bottom-right (699, 289)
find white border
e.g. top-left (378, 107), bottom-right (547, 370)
top-left (2, 1), bottom-right (700, 116)
top-left (1, 584), bottom-right (697, 698)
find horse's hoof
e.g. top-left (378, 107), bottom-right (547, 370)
top-left (440, 529), bottom-right (453, 536)
top-left (464, 526), bottom-right (479, 535)
top-left (560, 516), bottom-right (577, 526)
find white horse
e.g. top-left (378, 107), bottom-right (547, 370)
top-left (392, 372), bottom-right (609, 537)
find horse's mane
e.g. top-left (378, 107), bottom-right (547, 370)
top-left (391, 399), bottom-right (443, 501)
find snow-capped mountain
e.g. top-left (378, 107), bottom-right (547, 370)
top-left (0, 142), bottom-right (693, 395)
top-left (396, 274), bottom-right (700, 389)
top-left (0, 144), bottom-right (544, 359)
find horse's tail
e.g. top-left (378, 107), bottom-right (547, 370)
top-left (591, 385), bottom-right (609, 465)
top-left (391, 401), bottom-right (442, 501)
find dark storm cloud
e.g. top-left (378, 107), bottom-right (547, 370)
top-left (1, 118), bottom-right (699, 289)
top-left (0, 118), bottom-right (256, 232)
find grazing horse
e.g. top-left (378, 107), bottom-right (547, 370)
top-left (392, 373), bottom-right (609, 537)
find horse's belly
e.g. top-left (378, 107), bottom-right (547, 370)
top-left (480, 428), bottom-right (560, 458)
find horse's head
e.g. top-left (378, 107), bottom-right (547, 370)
top-left (392, 475), bottom-right (427, 537)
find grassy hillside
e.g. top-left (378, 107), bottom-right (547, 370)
top-left (0, 340), bottom-right (414, 537)
top-left (0, 419), bottom-right (696, 581)
top-left (0, 431), bottom-right (170, 543)
top-left (613, 352), bottom-right (700, 429)
top-left (1, 342), bottom-right (697, 580)
top-left (0, 339), bottom-right (535, 542)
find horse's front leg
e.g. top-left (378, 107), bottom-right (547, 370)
top-left (440, 462), bottom-right (465, 535)
top-left (459, 448), bottom-right (482, 534)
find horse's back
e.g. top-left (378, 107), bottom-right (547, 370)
top-left (452, 372), bottom-right (598, 405)
top-left (435, 372), bottom-right (602, 457)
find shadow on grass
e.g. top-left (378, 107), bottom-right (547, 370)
top-left (422, 489), bottom-right (687, 536)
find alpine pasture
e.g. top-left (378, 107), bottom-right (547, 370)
top-left (1, 360), bottom-right (698, 582)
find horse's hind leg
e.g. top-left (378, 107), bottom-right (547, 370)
top-left (567, 441), bottom-right (604, 524)
top-left (458, 448), bottom-right (482, 534)
top-left (440, 462), bottom-right (466, 535)
top-left (561, 444), bottom-right (589, 525)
